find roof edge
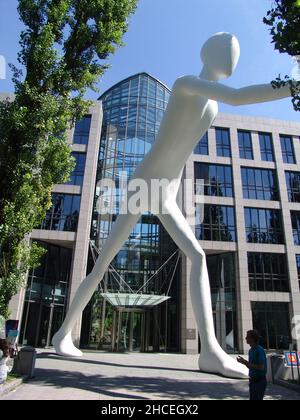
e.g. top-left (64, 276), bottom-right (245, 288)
top-left (98, 72), bottom-right (171, 100)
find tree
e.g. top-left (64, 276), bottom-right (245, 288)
top-left (0, 0), bottom-right (138, 319)
top-left (264, 0), bottom-right (300, 111)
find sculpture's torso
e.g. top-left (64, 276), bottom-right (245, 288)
top-left (133, 78), bottom-right (218, 189)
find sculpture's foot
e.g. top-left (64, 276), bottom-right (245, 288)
top-left (199, 346), bottom-right (248, 379)
top-left (52, 331), bottom-right (83, 357)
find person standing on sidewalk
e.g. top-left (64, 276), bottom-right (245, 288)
top-left (237, 330), bottom-right (268, 401)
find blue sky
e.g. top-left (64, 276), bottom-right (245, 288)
top-left (0, 0), bottom-right (299, 121)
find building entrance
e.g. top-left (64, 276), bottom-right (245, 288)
top-left (111, 309), bottom-right (146, 352)
top-left (19, 241), bottom-right (72, 348)
top-left (21, 301), bottom-right (65, 348)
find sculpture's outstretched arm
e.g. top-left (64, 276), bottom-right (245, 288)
top-left (230, 83), bottom-right (291, 106)
top-left (174, 76), bottom-right (291, 106)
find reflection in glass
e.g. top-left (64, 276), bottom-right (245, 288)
top-left (20, 242), bottom-right (72, 347)
top-left (245, 208), bottom-right (284, 244)
top-left (286, 171), bottom-right (300, 202)
top-left (194, 133), bottom-right (209, 155)
top-left (238, 130), bottom-right (253, 160)
top-left (195, 163), bottom-right (234, 197)
top-left (291, 211), bottom-right (300, 245)
top-left (259, 132), bottom-right (274, 162)
top-left (41, 193), bottom-right (81, 232)
top-left (196, 205), bottom-right (236, 242)
top-left (207, 253), bottom-right (238, 353)
top-left (216, 128), bottom-right (231, 157)
top-left (66, 152), bottom-right (86, 186)
top-left (248, 253), bottom-right (289, 292)
top-left (251, 302), bottom-right (291, 350)
top-left (242, 167), bottom-right (279, 201)
top-left (73, 115), bottom-right (92, 145)
top-left (280, 135), bottom-right (296, 164)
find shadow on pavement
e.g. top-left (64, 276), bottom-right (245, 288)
top-left (37, 352), bottom-right (202, 375)
top-left (15, 352), bottom-right (296, 400)
top-left (30, 367), bottom-right (249, 400)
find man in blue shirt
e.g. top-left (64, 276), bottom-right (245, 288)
top-left (237, 330), bottom-right (267, 400)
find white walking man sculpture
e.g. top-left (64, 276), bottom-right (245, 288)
top-left (53, 33), bottom-right (292, 378)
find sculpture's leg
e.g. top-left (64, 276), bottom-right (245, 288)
top-left (52, 212), bottom-right (141, 357)
top-left (158, 203), bottom-right (248, 379)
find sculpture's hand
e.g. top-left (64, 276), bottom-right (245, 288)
top-left (174, 76), bottom-right (291, 106)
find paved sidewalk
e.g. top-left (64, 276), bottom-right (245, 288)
top-left (1, 350), bottom-right (299, 400)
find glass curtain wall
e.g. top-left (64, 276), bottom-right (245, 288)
top-left (251, 302), bottom-right (291, 350)
top-left (194, 163), bottom-right (234, 198)
top-left (286, 171), bottom-right (300, 203)
top-left (20, 241), bottom-right (72, 347)
top-left (81, 74), bottom-right (180, 352)
top-left (207, 253), bottom-right (238, 353)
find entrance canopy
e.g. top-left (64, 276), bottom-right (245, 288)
top-left (100, 293), bottom-right (170, 308)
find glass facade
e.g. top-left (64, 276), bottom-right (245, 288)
top-left (66, 152), bottom-right (86, 186)
top-left (280, 135), bottom-right (296, 164)
top-left (291, 211), bottom-right (300, 245)
top-left (259, 132), bottom-right (274, 162)
top-left (285, 171), bottom-right (300, 203)
top-left (41, 193), bottom-right (81, 232)
top-left (73, 115), bottom-right (92, 145)
top-left (216, 127), bottom-right (231, 157)
top-left (20, 242), bottom-right (72, 347)
top-left (245, 208), bottom-right (284, 244)
top-left (248, 253), bottom-right (289, 292)
top-left (81, 74), bottom-right (180, 352)
top-left (241, 167), bottom-right (279, 201)
top-left (194, 163), bottom-right (234, 197)
top-left (207, 253), bottom-right (238, 353)
top-left (194, 132), bottom-right (209, 155)
top-left (251, 302), bottom-right (291, 350)
top-left (238, 130), bottom-right (253, 160)
top-left (196, 204), bottom-right (236, 242)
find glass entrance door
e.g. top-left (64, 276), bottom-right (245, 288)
top-left (20, 241), bottom-right (72, 348)
top-left (38, 304), bottom-right (52, 347)
top-left (112, 310), bottom-right (145, 352)
top-left (131, 312), bottom-right (142, 351)
top-left (21, 302), bottom-right (66, 348)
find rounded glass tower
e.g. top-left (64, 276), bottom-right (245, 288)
top-left (81, 74), bottom-right (181, 352)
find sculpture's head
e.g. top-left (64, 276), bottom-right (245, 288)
top-left (201, 32), bottom-right (240, 80)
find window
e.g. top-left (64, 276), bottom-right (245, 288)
top-left (66, 153), bottom-right (86, 186)
top-left (241, 167), bottom-right (279, 201)
top-left (285, 171), bottom-right (300, 202)
top-left (20, 241), bottom-right (72, 348)
top-left (280, 135), bottom-right (296, 164)
top-left (196, 204), bottom-right (236, 242)
top-left (73, 115), bottom-right (92, 145)
top-left (291, 211), bottom-right (300, 245)
top-left (259, 132), bottom-right (274, 162)
top-left (245, 208), bottom-right (284, 244)
top-left (238, 130), bottom-right (253, 160)
top-left (41, 194), bottom-right (81, 232)
top-left (207, 253), bottom-right (238, 353)
top-left (216, 128), bottom-right (231, 157)
top-left (248, 253), bottom-right (289, 292)
top-left (194, 133), bottom-right (209, 155)
top-left (296, 255), bottom-right (300, 290)
top-left (251, 302), bottom-right (291, 350)
top-left (194, 163), bottom-right (234, 197)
